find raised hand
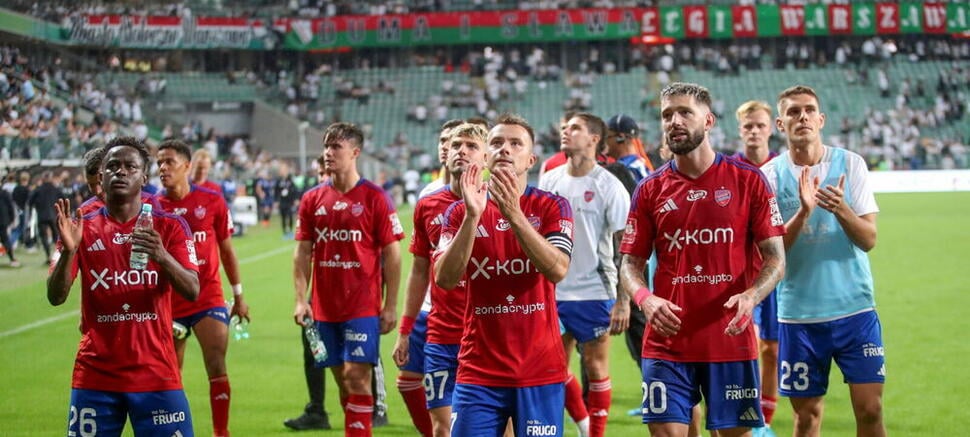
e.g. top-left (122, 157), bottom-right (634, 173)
top-left (798, 166), bottom-right (821, 213)
top-left (487, 167), bottom-right (522, 218)
top-left (816, 174), bottom-right (847, 214)
top-left (53, 198), bottom-right (82, 253)
top-left (461, 163), bottom-right (488, 218)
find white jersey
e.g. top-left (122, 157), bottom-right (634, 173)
top-left (539, 165), bottom-right (630, 301)
top-left (762, 146), bottom-right (879, 217)
top-left (418, 177), bottom-right (446, 199)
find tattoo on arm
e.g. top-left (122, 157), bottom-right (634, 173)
top-left (751, 236), bottom-right (786, 302)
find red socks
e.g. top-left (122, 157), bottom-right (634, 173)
top-left (397, 376), bottom-right (433, 436)
top-left (587, 378), bottom-right (611, 437)
top-left (209, 375), bottom-right (230, 437)
top-left (345, 394), bottom-right (374, 437)
top-left (564, 372), bottom-right (590, 423)
top-left (761, 394), bottom-right (777, 425)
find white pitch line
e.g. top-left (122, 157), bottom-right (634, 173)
top-left (0, 243), bottom-right (294, 339)
top-left (0, 311), bottom-right (80, 338)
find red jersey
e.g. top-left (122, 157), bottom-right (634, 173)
top-left (620, 154), bottom-right (784, 362)
top-left (437, 186), bottom-right (573, 387)
top-left (155, 185), bottom-right (234, 318)
top-left (295, 179), bottom-right (405, 322)
top-left (409, 185), bottom-right (464, 345)
top-left (69, 206), bottom-right (199, 392)
top-left (197, 180), bottom-right (222, 193)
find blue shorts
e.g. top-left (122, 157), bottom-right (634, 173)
top-left (753, 289), bottom-right (779, 341)
top-left (452, 383), bottom-right (564, 437)
top-left (313, 316), bottom-right (380, 368)
top-left (640, 359), bottom-right (763, 430)
top-left (399, 311), bottom-right (429, 374)
top-left (423, 343), bottom-right (460, 409)
top-left (778, 310), bottom-right (885, 397)
top-left (68, 388), bottom-right (193, 436)
top-left (557, 299), bottom-right (614, 343)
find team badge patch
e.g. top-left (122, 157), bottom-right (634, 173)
top-left (715, 188), bottom-right (732, 207)
top-left (621, 218), bottom-right (637, 245)
top-left (528, 216), bottom-right (541, 230)
top-left (584, 191), bottom-right (594, 202)
top-left (194, 205), bottom-right (206, 219)
top-left (351, 202), bottom-right (364, 217)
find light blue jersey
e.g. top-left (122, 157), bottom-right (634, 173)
top-left (772, 147), bottom-right (875, 322)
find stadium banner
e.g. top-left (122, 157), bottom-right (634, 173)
top-left (61, 2), bottom-right (970, 49)
top-left (63, 15), bottom-right (273, 49)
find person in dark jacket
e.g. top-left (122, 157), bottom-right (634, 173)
top-left (27, 171), bottom-right (63, 263)
top-left (1, 186), bottom-right (20, 266)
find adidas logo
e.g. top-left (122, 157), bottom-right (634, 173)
top-left (739, 406), bottom-right (760, 421)
top-left (172, 431), bottom-right (184, 437)
top-left (351, 346), bottom-right (365, 357)
top-left (214, 393), bottom-right (229, 400)
top-left (431, 213), bottom-right (443, 226)
top-left (877, 364), bottom-right (886, 376)
top-left (475, 224), bottom-right (489, 238)
top-left (658, 198), bottom-right (678, 214)
top-left (86, 239), bottom-right (106, 252)
top-left (348, 421), bottom-right (366, 429)
top-left (314, 205), bottom-right (328, 216)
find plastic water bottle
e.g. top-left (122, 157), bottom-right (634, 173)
top-left (303, 316), bottom-right (327, 363)
top-left (227, 300), bottom-right (249, 341)
top-left (129, 203), bottom-right (153, 270)
top-left (173, 321), bottom-right (189, 340)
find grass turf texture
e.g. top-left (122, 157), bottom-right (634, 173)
top-left (1, 191), bottom-right (967, 435)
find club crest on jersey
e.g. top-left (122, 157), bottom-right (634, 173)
top-left (112, 232), bottom-right (131, 244)
top-left (687, 189), bottom-right (707, 202)
top-left (351, 202), bottom-right (364, 217)
top-left (584, 191), bottom-right (594, 202)
top-left (496, 218), bottom-right (511, 231)
top-left (715, 188), bottom-right (732, 207)
top-left (528, 216), bottom-right (541, 230)
top-left (194, 205), bottom-right (206, 219)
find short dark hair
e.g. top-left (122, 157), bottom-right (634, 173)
top-left (158, 139), bottom-right (193, 161)
top-left (104, 136), bottom-right (151, 171)
top-left (777, 85), bottom-right (821, 114)
top-left (493, 113), bottom-right (535, 145)
top-left (441, 119), bottom-right (464, 133)
top-left (571, 112), bottom-right (607, 152)
top-left (661, 82), bottom-right (713, 109)
top-left (82, 146), bottom-right (107, 176)
top-left (323, 122), bottom-right (364, 149)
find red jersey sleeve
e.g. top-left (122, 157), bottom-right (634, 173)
top-left (213, 197), bottom-right (233, 242)
top-left (373, 189), bottom-right (405, 248)
top-left (538, 191), bottom-right (574, 255)
top-left (294, 189), bottom-right (317, 241)
top-left (409, 200), bottom-right (432, 257)
top-left (620, 180), bottom-right (657, 257)
top-left (161, 213), bottom-right (200, 274)
top-left (748, 171), bottom-right (786, 242)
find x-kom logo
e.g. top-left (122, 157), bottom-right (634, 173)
top-left (469, 256), bottom-right (536, 280)
top-left (663, 227), bottom-right (735, 252)
top-left (90, 268), bottom-right (159, 291)
top-left (315, 227), bottom-right (362, 243)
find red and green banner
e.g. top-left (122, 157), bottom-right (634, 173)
top-left (61, 2), bottom-right (970, 50)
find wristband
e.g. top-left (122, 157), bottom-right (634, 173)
top-left (633, 287), bottom-right (652, 306)
top-left (399, 315), bottom-right (416, 335)
top-left (231, 284), bottom-right (243, 297)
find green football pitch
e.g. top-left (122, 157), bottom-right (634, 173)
top-left (1, 191), bottom-right (968, 436)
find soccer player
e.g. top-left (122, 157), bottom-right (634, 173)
top-left (539, 112), bottom-right (631, 437)
top-left (293, 122), bottom-right (404, 436)
top-left (393, 122), bottom-right (490, 437)
top-left (434, 114), bottom-right (573, 437)
top-left (155, 139), bottom-right (247, 437)
top-left (419, 119), bottom-right (464, 198)
top-left (190, 148), bottom-right (222, 193)
top-left (734, 100), bottom-right (782, 437)
top-left (618, 83), bottom-right (786, 437)
top-left (605, 113), bottom-right (654, 182)
top-left (47, 136), bottom-right (200, 436)
top-left (761, 85), bottom-right (885, 437)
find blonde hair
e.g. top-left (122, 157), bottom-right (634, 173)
top-left (735, 100), bottom-right (773, 122)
